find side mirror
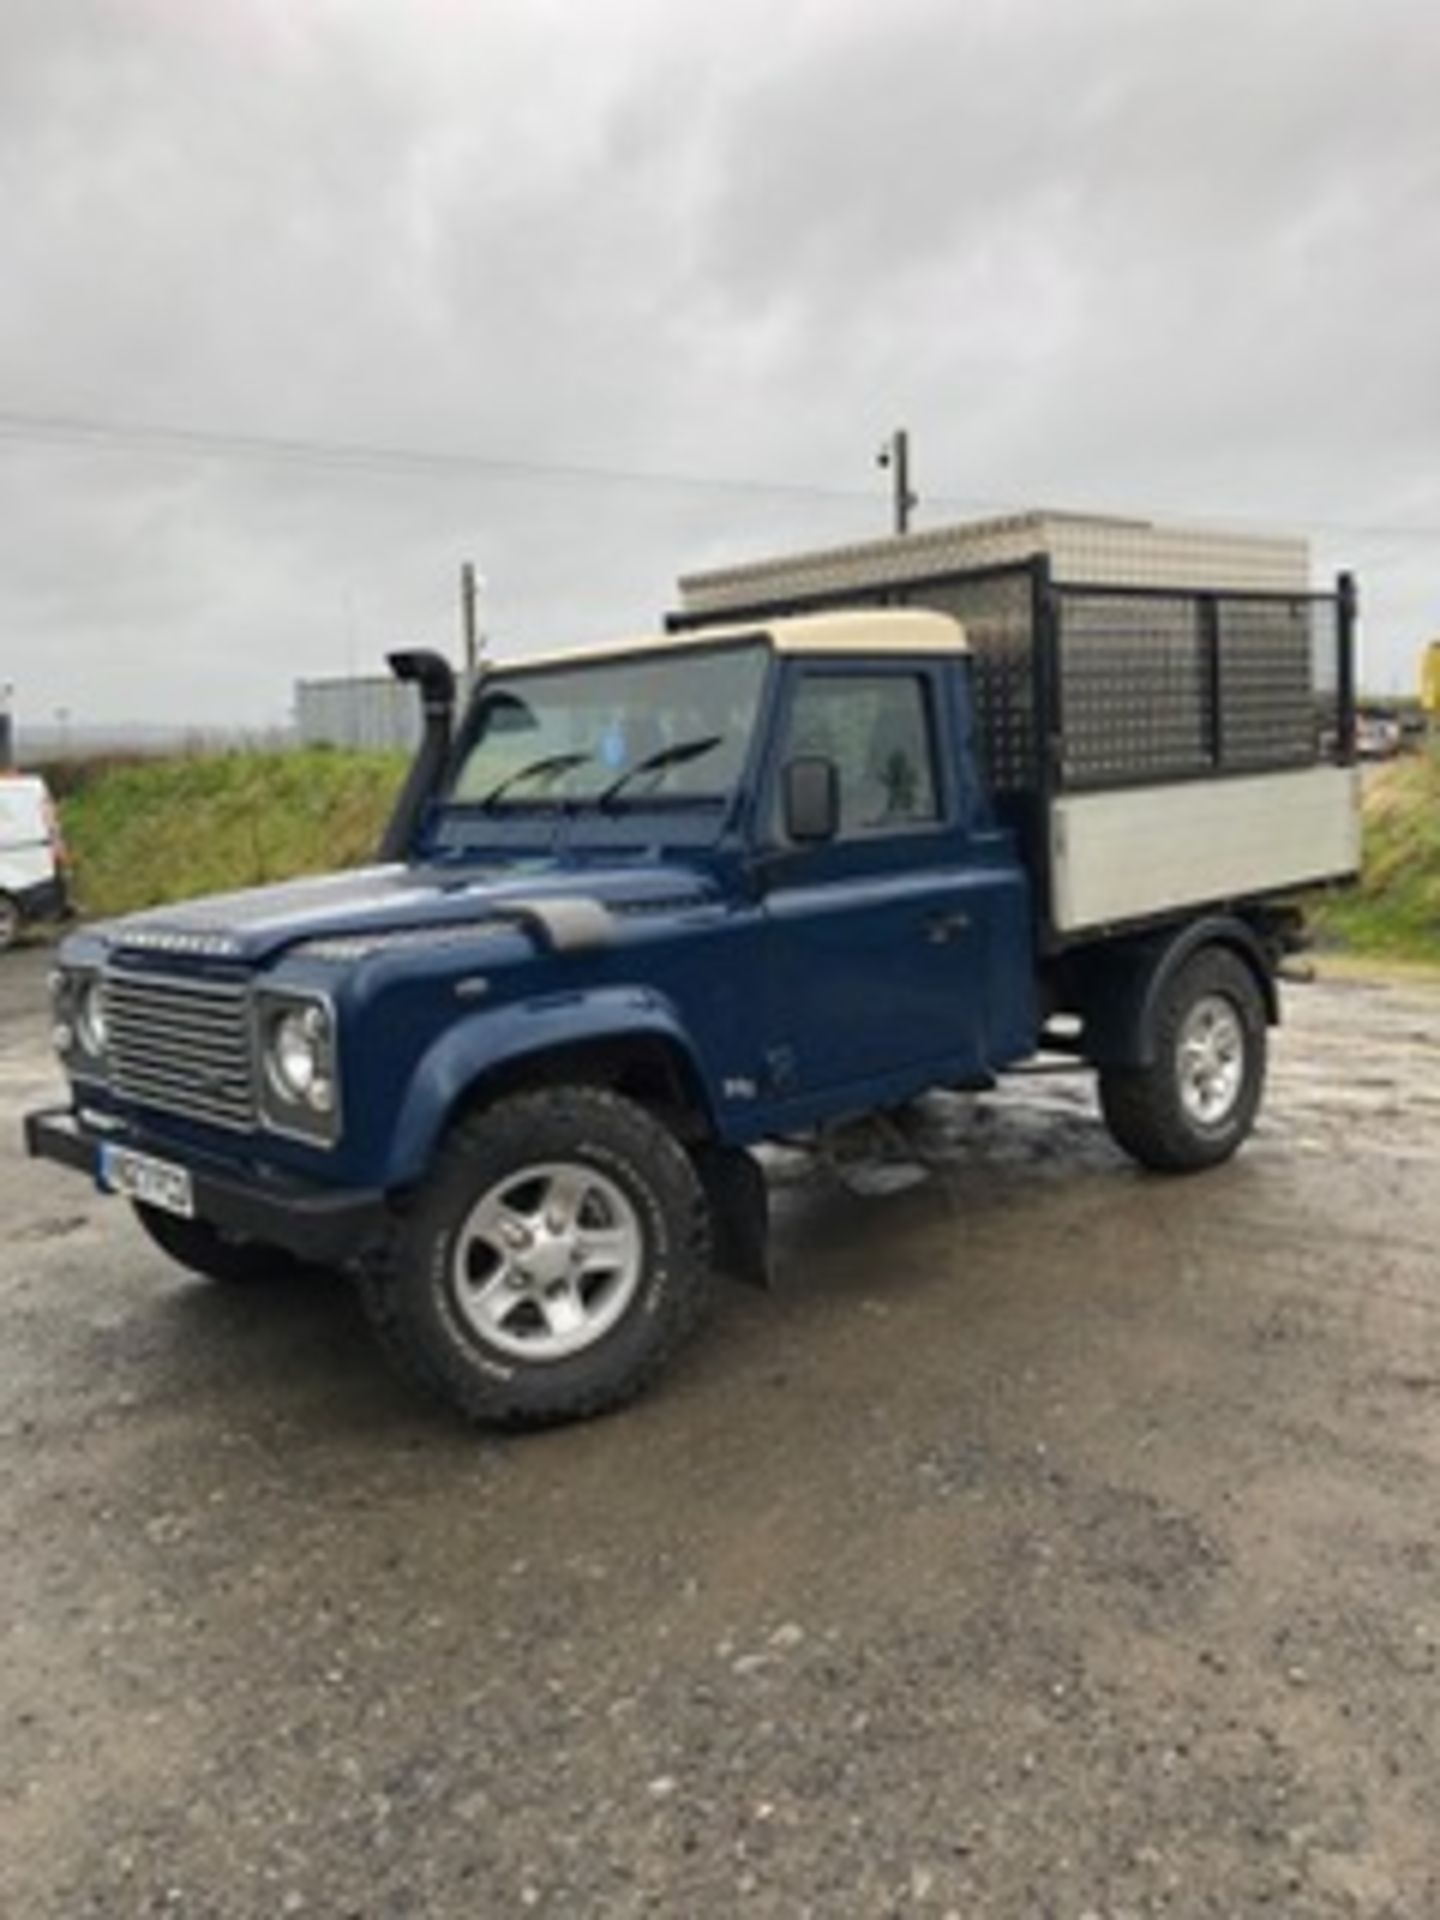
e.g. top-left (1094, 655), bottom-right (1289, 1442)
top-left (782, 755), bottom-right (840, 844)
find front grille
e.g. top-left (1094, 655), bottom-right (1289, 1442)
top-left (104, 971), bottom-right (256, 1132)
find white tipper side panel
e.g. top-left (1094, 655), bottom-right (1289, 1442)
top-left (1050, 767), bottom-right (1361, 935)
top-left (680, 511), bottom-right (1310, 610)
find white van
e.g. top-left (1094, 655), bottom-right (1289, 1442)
top-left (0, 774), bottom-right (69, 949)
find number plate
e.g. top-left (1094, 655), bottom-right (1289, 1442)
top-left (98, 1144), bottom-right (195, 1218)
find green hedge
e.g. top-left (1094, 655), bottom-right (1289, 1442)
top-left (60, 748), bottom-right (408, 919)
top-left (1313, 749), bottom-right (1440, 963)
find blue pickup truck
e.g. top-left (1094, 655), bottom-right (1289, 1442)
top-left (25, 525), bottom-right (1361, 1426)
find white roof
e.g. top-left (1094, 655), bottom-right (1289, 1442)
top-left (498, 608), bottom-right (968, 673)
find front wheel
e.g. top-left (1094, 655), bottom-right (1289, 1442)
top-left (1098, 947), bottom-right (1268, 1173)
top-left (361, 1087), bottom-right (714, 1428)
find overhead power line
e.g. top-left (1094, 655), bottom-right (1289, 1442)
top-left (0, 406), bottom-right (918, 506)
top-left (0, 404), bottom-right (1437, 544)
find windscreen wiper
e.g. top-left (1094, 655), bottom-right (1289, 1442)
top-left (597, 735), bottom-right (724, 810)
top-left (474, 751), bottom-right (592, 810)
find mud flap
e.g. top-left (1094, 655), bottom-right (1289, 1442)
top-left (692, 1144), bottom-right (770, 1289)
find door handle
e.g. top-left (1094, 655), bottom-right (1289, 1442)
top-left (924, 909), bottom-right (971, 944)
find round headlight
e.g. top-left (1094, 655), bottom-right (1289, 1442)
top-left (75, 977), bottom-right (108, 1057)
top-left (261, 998), bottom-right (337, 1121)
top-left (268, 1006), bottom-right (324, 1102)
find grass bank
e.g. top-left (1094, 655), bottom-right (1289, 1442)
top-left (51, 745), bottom-right (1440, 968)
top-left (60, 748), bottom-right (407, 920)
top-left (1313, 750), bottom-right (1440, 965)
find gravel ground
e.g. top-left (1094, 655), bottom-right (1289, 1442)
top-left (2, 943), bottom-right (1439, 1919)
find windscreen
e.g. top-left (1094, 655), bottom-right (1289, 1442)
top-left (447, 641), bottom-right (769, 810)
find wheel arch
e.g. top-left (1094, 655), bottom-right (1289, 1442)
top-left (1069, 914), bottom-right (1279, 1070)
top-left (385, 990), bottom-right (718, 1187)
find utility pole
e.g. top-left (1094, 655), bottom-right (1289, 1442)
top-left (460, 561), bottom-right (481, 683)
top-left (877, 429), bottom-right (917, 536)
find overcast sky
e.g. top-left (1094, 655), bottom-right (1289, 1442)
top-left (1, 0), bottom-right (1437, 732)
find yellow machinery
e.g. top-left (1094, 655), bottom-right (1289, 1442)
top-left (1423, 639), bottom-right (1440, 719)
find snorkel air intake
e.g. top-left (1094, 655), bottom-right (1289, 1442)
top-left (379, 649), bottom-right (457, 862)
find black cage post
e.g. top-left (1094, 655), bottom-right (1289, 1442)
top-left (1029, 554), bottom-right (1062, 948)
top-left (1200, 593), bottom-right (1223, 768)
top-left (1336, 571), bottom-right (1358, 765)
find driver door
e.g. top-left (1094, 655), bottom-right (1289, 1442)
top-left (757, 660), bottom-right (992, 1110)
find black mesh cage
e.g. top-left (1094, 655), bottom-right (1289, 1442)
top-left (897, 571), bottom-right (1037, 793)
top-left (1055, 594), bottom-right (1210, 786)
top-left (1052, 585), bottom-right (1346, 791)
top-left (1217, 597), bottom-right (1320, 771)
top-left (1306, 598), bottom-right (1345, 755)
top-left (672, 564), bottom-right (1351, 801)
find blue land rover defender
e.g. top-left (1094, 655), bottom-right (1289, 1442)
top-left (25, 525), bottom-right (1361, 1426)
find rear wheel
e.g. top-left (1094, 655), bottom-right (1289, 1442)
top-left (132, 1203), bottom-right (301, 1284)
top-left (1098, 947), bottom-right (1267, 1173)
top-left (361, 1086), bottom-right (714, 1428)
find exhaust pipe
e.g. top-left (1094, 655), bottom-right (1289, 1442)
top-left (379, 649), bottom-right (457, 862)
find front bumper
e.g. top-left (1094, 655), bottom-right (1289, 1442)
top-left (16, 874), bottom-right (70, 923)
top-left (24, 1108), bottom-right (389, 1268)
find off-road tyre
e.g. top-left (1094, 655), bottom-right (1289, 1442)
top-left (1098, 946), bottom-right (1267, 1174)
top-left (360, 1087), bottom-right (715, 1429)
top-left (132, 1203), bottom-right (302, 1284)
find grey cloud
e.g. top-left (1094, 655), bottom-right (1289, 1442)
top-left (0, 0), bottom-right (1436, 730)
